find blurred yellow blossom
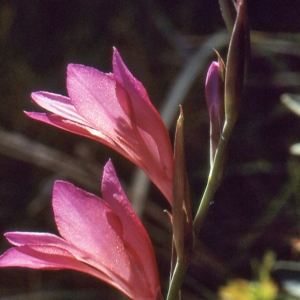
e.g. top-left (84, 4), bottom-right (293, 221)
top-left (219, 278), bottom-right (278, 300)
top-left (219, 252), bottom-right (278, 300)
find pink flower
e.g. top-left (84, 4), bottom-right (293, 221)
top-left (0, 160), bottom-right (162, 300)
top-left (26, 48), bottom-right (173, 204)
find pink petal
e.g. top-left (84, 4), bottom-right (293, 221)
top-left (5, 232), bottom-right (72, 247)
top-left (66, 64), bottom-right (125, 139)
top-left (112, 48), bottom-right (173, 202)
top-left (3, 231), bottom-right (117, 280)
top-left (2, 231), bottom-right (134, 298)
top-left (52, 180), bottom-right (131, 280)
top-left (66, 64), bottom-right (148, 169)
top-left (53, 179), bottom-right (157, 299)
top-left (25, 112), bottom-right (121, 150)
top-left (101, 160), bottom-right (160, 295)
top-left (0, 244), bottom-right (88, 271)
top-left (3, 232), bottom-right (97, 262)
top-left (31, 92), bottom-right (91, 126)
top-left (0, 245), bottom-right (124, 294)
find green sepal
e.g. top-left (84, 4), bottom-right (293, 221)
top-left (224, 0), bottom-right (249, 129)
top-left (172, 107), bottom-right (193, 265)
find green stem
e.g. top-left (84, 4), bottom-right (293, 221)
top-left (166, 121), bottom-right (234, 300)
top-left (166, 258), bottom-right (187, 300)
top-left (193, 120), bottom-right (233, 237)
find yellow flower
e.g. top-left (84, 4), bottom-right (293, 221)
top-left (219, 278), bottom-right (278, 300)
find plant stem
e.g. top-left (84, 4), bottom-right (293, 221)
top-left (193, 120), bottom-right (234, 237)
top-left (166, 258), bottom-right (187, 300)
top-left (166, 121), bottom-right (234, 300)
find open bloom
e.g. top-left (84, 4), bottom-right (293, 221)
top-left (0, 160), bottom-right (162, 300)
top-left (26, 48), bottom-right (173, 204)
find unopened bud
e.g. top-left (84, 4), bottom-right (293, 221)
top-left (172, 107), bottom-right (193, 263)
top-left (205, 59), bottom-right (225, 166)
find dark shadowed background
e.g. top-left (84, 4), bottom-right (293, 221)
top-left (1, 0), bottom-right (300, 299)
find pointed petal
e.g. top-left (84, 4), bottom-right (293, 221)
top-left (101, 160), bottom-right (161, 296)
top-left (25, 112), bottom-right (123, 153)
top-left (52, 180), bottom-right (131, 278)
top-left (65, 65), bottom-right (151, 181)
top-left (1, 232), bottom-right (115, 284)
top-left (66, 64), bottom-right (125, 139)
top-left (112, 48), bottom-right (173, 167)
top-left (113, 48), bottom-right (173, 202)
top-left (5, 231), bottom-right (73, 247)
top-left (31, 92), bottom-right (90, 126)
top-left (0, 244), bottom-right (89, 272)
top-left (3, 232), bottom-right (106, 271)
top-left (28, 92), bottom-right (132, 157)
top-left (0, 244), bottom-right (127, 294)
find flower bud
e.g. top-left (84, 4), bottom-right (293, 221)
top-left (205, 58), bottom-right (225, 166)
top-left (224, 0), bottom-right (249, 128)
top-left (172, 107), bottom-right (193, 263)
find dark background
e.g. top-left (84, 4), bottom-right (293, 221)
top-left (1, 0), bottom-right (300, 299)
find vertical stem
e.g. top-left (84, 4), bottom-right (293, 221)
top-left (166, 121), bottom-right (234, 300)
top-left (166, 258), bottom-right (187, 300)
top-left (193, 120), bottom-right (233, 237)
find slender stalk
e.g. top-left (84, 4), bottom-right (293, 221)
top-left (193, 120), bottom-right (234, 237)
top-left (166, 121), bottom-right (235, 300)
top-left (166, 258), bottom-right (187, 300)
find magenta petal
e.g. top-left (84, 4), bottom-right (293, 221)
top-left (3, 232), bottom-right (97, 263)
top-left (112, 48), bottom-right (173, 203)
top-left (66, 64), bottom-right (123, 138)
top-left (52, 180), bottom-right (131, 279)
top-left (5, 232), bottom-right (72, 247)
top-left (31, 92), bottom-right (91, 126)
top-left (0, 244), bottom-right (82, 269)
top-left (3, 232), bottom-right (94, 269)
top-left (0, 245), bottom-right (118, 288)
top-left (65, 64), bottom-right (143, 167)
top-left (25, 111), bottom-right (118, 149)
top-left (113, 47), bottom-right (168, 148)
top-left (65, 63), bottom-right (157, 167)
top-left (101, 160), bottom-right (161, 293)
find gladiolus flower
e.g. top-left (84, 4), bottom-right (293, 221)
top-left (0, 160), bottom-right (162, 300)
top-left (26, 48), bottom-right (173, 204)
